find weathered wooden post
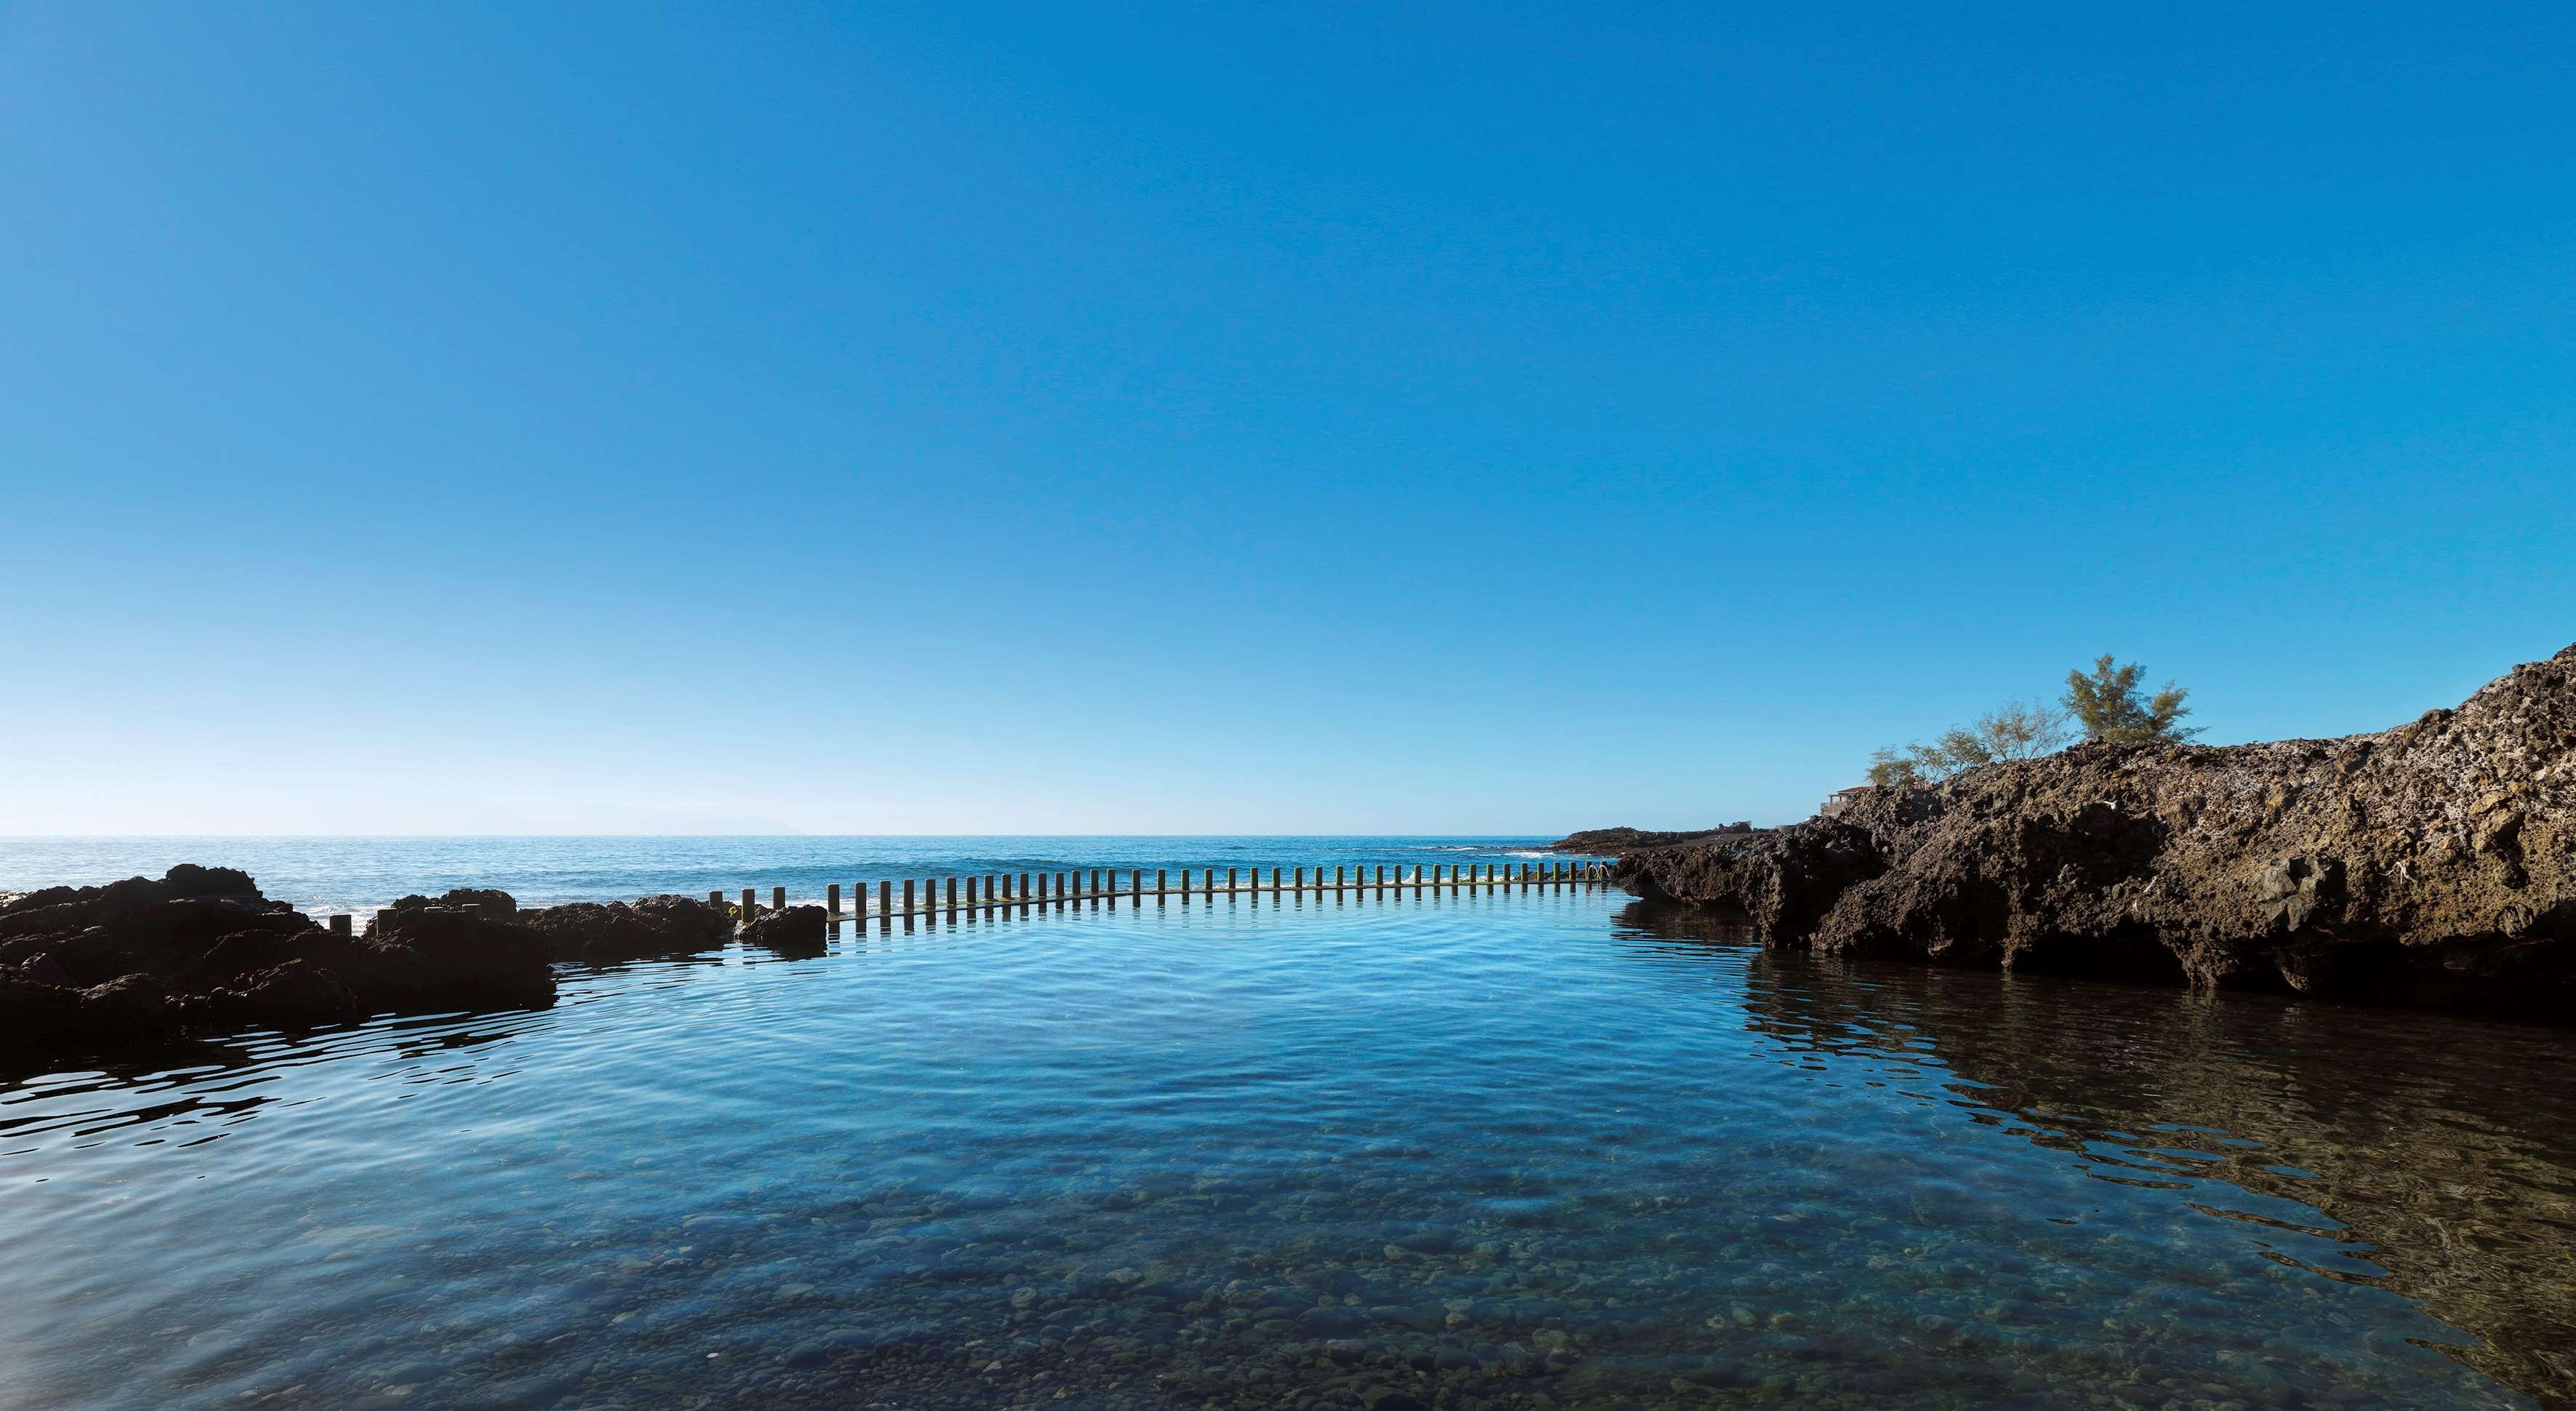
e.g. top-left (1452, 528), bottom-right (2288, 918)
top-left (1333, 865), bottom-right (1344, 890)
top-left (329, 913), bottom-right (352, 936)
top-left (878, 880), bottom-right (891, 922)
top-left (741, 887), bottom-right (756, 922)
top-left (1132, 869), bottom-right (1144, 902)
top-left (1157, 868), bottom-right (1169, 898)
top-left (828, 883), bottom-right (840, 916)
top-left (946, 876), bottom-right (958, 912)
top-left (708, 890), bottom-right (724, 910)
top-left (903, 879), bottom-right (915, 915)
top-left (966, 875), bottom-right (979, 910)
top-left (773, 886), bottom-right (787, 911)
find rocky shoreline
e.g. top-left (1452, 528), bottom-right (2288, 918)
top-left (1547, 823), bottom-right (1752, 852)
top-left (1613, 644), bottom-right (2575, 1025)
top-left (0, 874), bottom-right (775, 1058)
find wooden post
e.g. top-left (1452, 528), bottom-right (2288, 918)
top-left (1131, 869), bottom-right (1143, 901)
top-left (946, 876), bottom-right (958, 911)
top-left (828, 883), bottom-right (840, 916)
top-left (329, 913), bottom-right (352, 936)
top-left (1158, 868), bottom-right (1169, 897)
top-left (1333, 865), bottom-right (1345, 890)
top-left (741, 887), bottom-right (755, 921)
top-left (708, 890), bottom-right (723, 910)
top-left (878, 880), bottom-right (891, 921)
top-left (773, 886), bottom-right (786, 911)
top-left (902, 879), bottom-right (914, 915)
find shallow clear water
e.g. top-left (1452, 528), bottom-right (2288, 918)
top-left (6, 885), bottom-right (2575, 1410)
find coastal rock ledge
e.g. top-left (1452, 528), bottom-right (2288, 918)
top-left (1614, 643), bottom-right (2576, 1024)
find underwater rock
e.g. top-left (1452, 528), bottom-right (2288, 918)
top-left (1616, 642), bottom-right (2576, 1023)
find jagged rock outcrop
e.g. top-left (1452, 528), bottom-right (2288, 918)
top-left (1616, 644), bottom-right (2576, 1023)
top-left (0, 866), bottom-right (558, 1055)
top-left (374, 887), bottom-right (518, 924)
top-left (741, 903), bottom-right (828, 957)
top-left (1549, 823), bottom-right (1752, 852)
top-left (519, 895), bottom-right (734, 964)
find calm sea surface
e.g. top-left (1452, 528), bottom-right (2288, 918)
top-left (0, 836), bottom-right (1587, 916)
top-left (2, 839), bottom-right (2572, 1410)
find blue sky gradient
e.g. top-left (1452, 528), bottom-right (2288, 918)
top-left (2, 3), bottom-right (2570, 834)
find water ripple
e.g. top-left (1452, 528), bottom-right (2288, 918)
top-left (0, 892), bottom-right (2570, 1410)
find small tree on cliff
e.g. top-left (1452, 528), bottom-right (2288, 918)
top-left (2063, 655), bottom-right (2201, 743)
top-left (1867, 699), bottom-right (2072, 788)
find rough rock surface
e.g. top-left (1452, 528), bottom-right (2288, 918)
top-left (518, 895), bottom-right (734, 964)
top-left (742, 903), bottom-right (828, 957)
top-left (1549, 824), bottom-right (1752, 852)
top-left (0, 867), bottom-right (558, 1055)
top-left (1616, 644), bottom-right (2576, 1023)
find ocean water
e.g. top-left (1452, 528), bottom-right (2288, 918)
top-left (0, 836), bottom-right (1590, 916)
top-left (3, 842), bottom-right (2574, 1410)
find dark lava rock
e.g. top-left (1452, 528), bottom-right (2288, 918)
top-left (519, 895), bottom-right (734, 964)
top-left (1616, 642), bottom-right (2576, 1023)
top-left (1549, 823), bottom-right (1752, 852)
top-left (198, 959), bottom-right (362, 1029)
top-left (0, 866), bottom-right (557, 1058)
top-left (372, 887), bottom-right (518, 928)
top-left (742, 904), bottom-right (828, 956)
top-left (327, 908), bottom-right (555, 1010)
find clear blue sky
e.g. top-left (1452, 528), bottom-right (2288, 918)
top-left (2, 3), bottom-right (2569, 835)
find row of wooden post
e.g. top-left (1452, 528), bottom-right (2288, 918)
top-left (718, 860), bottom-right (1612, 924)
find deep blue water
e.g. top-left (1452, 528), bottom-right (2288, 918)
top-left (3, 840), bottom-right (2573, 1410)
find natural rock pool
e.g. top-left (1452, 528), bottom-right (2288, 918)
top-left (5, 890), bottom-right (2572, 1410)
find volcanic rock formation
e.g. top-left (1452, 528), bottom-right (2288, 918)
top-left (1615, 644), bottom-right (2576, 1023)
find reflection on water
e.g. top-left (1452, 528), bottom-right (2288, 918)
top-left (2, 890), bottom-right (2570, 1410)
